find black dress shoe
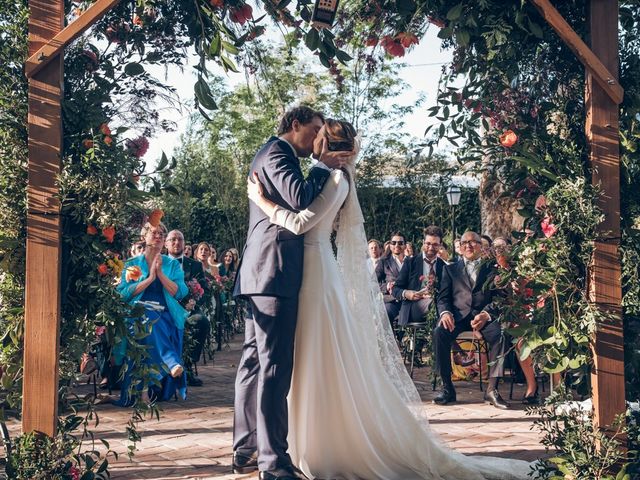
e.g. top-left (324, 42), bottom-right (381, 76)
top-left (232, 451), bottom-right (258, 474)
top-left (433, 386), bottom-right (457, 405)
top-left (259, 467), bottom-right (309, 480)
top-left (186, 371), bottom-right (203, 387)
top-left (522, 387), bottom-right (539, 405)
top-left (485, 389), bottom-right (509, 410)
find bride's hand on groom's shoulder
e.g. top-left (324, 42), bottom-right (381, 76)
top-left (318, 138), bottom-right (353, 169)
top-left (247, 172), bottom-right (264, 202)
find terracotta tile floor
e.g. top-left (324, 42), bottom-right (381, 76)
top-left (7, 336), bottom-right (548, 479)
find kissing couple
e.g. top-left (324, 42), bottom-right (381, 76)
top-left (232, 106), bottom-right (531, 480)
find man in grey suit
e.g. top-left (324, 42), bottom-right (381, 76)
top-left (232, 107), bottom-right (351, 480)
top-left (433, 230), bottom-right (510, 410)
top-left (375, 231), bottom-right (407, 324)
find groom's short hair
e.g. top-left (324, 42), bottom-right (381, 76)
top-left (277, 106), bottom-right (325, 135)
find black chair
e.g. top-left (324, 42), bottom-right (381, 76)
top-left (403, 321), bottom-right (428, 378)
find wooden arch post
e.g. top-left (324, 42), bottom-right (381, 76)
top-left (23, 0), bottom-right (65, 437)
top-left (23, 0), bottom-right (120, 436)
top-left (531, 0), bottom-right (626, 433)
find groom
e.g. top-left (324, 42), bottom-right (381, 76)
top-left (232, 106), bottom-right (350, 480)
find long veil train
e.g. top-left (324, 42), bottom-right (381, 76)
top-left (332, 161), bottom-right (534, 480)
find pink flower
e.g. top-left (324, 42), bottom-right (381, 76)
top-left (541, 216), bottom-right (558, 238)
top-left (126, 137), bottom-right (150, 158)
top-left (69, 466), bottom-right (81, 480)
top-left (536, 296), bottom-right (546, 309)
top-left (95, 326), bottom-right (106, 336)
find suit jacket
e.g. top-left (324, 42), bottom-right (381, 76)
top-left (436, 259), bottom-right (499, 325)
top-left (375, 255), bottom-right (404, 302)
top-left (392, 255), bottom-right (445, 325)
top-left (176, 256), bottom-right (209, 312)
top-left (234, 137), bottom-right (330, 298)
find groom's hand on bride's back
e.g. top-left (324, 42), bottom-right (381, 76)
top-left (318, 138), bottom-right (353, 169)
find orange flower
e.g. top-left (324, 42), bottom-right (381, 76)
top-left (133, 14), bottom-right (143, 26)
top-left (104, 136), bottom-right (113, 146)
top-left (210, 0), bottom-right (224, 7)
top-left (97, 263), bottom-right (109, 275)
top-left (125, 265), bottom-right (143, 282)
top-left (365, 35), bottom-right (378, 47)
top-left (82, 139), bottom-right (94, 149)
top-left (99, 123), bottom-right (111, 135)
top-left (148, 209), bottom-right (164, 227)
top-left (87, 225), bottom-right (98, 235)
top-left (102, 226), bottom-right (115, 243)
top-left (499, 130), bottom-right (518, 148)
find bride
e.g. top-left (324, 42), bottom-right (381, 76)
top-left (247, 119), bottom-right (532, 480)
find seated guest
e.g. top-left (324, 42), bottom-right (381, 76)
top-left (382, 240), bottom-right (391, 259)
top-left (375, 232), bottom-right (407, 324)
top-left (493, 235), bottom-right (539, 403)
top-left (438, 240), bottom-right (451, 263)
top-left (480, 234), bottom-right (493, 259)
top-left (228, 247), bottom-right (240, 266)
top-left (393, 226), bottom-right (446, 326)
top-left (194, 241), bottom-right (214, 274)
top-left (183, 243), bottom-right (193, 258)
top-left (404, 241), bottom-right (415, 258)
top-left (165, 230), bottom-right (211, 387)
top-left (219, 249), bottom-right (237, 278)
top-left (434, 230), bottom-right (509, 409)
top-left (116, 221), bottom-right (188, 405)
top-left (129, 241), bottom-right (144, 258)
top-left (454, 238), bottom-right (462, 258)
top-left (368, 239), bottom-right (383, 273)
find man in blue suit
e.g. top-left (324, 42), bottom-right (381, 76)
top-left (392, 226), bottom-right (447, 326)
top-left (232, 107), bottom-right (351, 480)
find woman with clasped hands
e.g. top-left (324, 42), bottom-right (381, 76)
top-left (115, 221), bottom-right (189, 405)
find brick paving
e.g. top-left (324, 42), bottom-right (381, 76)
top-left (7, 336), bottom-right (548, 479)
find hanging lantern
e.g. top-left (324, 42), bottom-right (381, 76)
top-left (312, 0), bottom-right (340, 29)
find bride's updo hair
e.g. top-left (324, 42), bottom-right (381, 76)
top-left (324, 119), bottom-right (357, 153)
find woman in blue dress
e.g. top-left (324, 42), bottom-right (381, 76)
top-left (115, 221), bottom-right (189, 405)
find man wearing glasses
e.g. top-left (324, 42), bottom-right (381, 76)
top-left (433, 231), bottom-right (509, 410)
top-left (375, 232), bottom-right (407, 325)
top-left (392, 226), bottom-right (446, 326)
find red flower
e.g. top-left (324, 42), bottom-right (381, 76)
top-left (499, 130), bottom-right (518, 147)
top-left (229, 4), bottom-right (252, 24)
top-left (381, 36), bottom-right (405, 57)
top-left (126, 137), bottom-right (149, 158)
top-left (95, 325), bottom-right (106, 336)
top-left (541, 217), bottom-right (557, 238)
top-left (534, 195), bottom-right (547, 212)
top-left (397, 32), bottom-right (419, 48)
top-left (133, 14), bottom-right (143, 26)
top-left (365, 35), bottom-right (379, 47)
top-left (82, 139), bottom-right (94, 149)
top-left (97, 263), bottom-right (109, 275)
top-left (87, 225), bottom-right (98, 235)
top-left (82, 49), bottom-right (99, 71)
top-left (99, 123), bottom-right (111, 136)
top-left (427, 16), bottom-right (446, 28)
top-left (102, 226), bottom-right (116, 243)
top-left (103, 136), bottom-right (113, 146)
top-left (210, 0), bottom-right (224, 7)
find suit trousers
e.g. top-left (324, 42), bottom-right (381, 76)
top-left (384, 300), bottom-right (401, 324)
top-left (433, 318), bottom-right (506, 384)
top-left (233, 295), bottom-right (298, 471)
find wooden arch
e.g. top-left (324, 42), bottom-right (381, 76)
top-left (23, 0), bottom-right (625, 444)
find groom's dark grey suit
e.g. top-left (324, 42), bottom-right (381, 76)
top-left (232, 137), bottom-right (330, 471)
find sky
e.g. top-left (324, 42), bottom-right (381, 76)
top-left (143, 27), bottom-right (453, 165)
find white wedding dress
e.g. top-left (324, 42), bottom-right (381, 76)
top-left (265, 169), bottom-right (532, 480)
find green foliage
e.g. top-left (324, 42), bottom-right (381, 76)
top-left (6, 411), bottom-right (115, 480)
top-left (529, 386), bottom-right (634, 480)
